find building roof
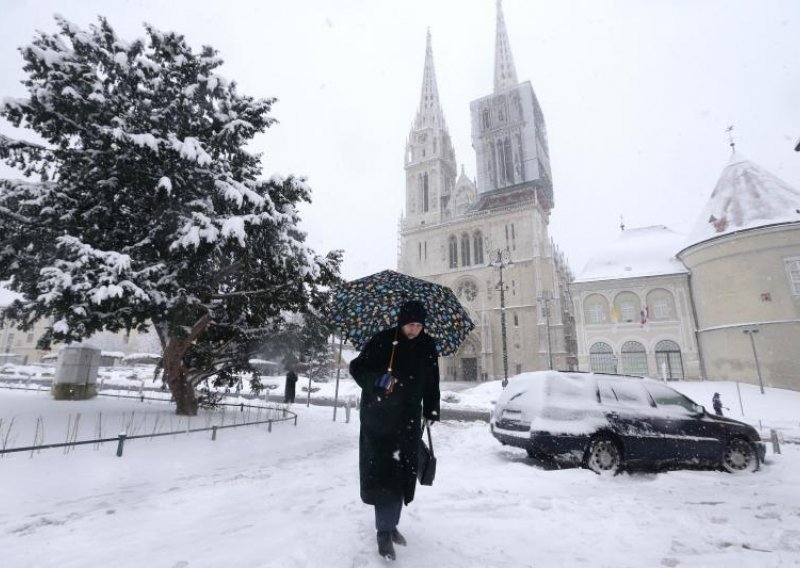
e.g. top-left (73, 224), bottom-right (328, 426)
top-left (575, 225), bottom-right (688, 283)
top-left (685, 152), bottom-right (800, 247)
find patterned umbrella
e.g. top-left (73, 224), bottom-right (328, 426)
top-left (331, 270), bottom-right (475, 356)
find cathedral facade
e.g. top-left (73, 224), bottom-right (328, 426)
top-left (398, 3), bottom-right (576, 381)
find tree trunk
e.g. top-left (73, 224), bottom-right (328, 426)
top-left (163, 314), bottom-right (211, 416)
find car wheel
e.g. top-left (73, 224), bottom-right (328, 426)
top-left (585, 435), bottom-right (623, 475)
top-left (721, 438), bottom-right (759, 473)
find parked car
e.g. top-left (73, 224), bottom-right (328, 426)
top-left (490, 371), bottom-right (766, 474)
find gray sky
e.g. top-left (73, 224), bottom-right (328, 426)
top-left (1, 0), bottom-right (799, 280)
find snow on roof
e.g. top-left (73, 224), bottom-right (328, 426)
top-left (686, 152), bottom-right (800, 247)
top-left (574, 225), bottom-right (688, 283)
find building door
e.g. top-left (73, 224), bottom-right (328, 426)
top-left (462, 357), bottom-right (478, 381)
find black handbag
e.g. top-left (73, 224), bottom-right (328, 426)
top-left (417, 422), bottom-right (437, 486)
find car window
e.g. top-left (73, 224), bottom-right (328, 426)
top-left (645, 382), bottom-right (698, 414)
top-left (597, 379), bottom-right (618, 404)
top-left (604, 380), bottom-right (652, 408)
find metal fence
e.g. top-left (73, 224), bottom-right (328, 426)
top-left (0, 383), bottom-right (297, 458)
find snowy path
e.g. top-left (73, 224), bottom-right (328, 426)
top-left (1, 390), bottom-right (799, 567)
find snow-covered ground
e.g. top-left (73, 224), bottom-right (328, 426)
top-left (1, 371), bottom-right (799, 567)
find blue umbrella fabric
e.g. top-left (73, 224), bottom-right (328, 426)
top-left (331, 270), bottom-right (475, 356)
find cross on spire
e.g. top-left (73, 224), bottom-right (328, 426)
top-left (725, 125), bottom-right (736, 152)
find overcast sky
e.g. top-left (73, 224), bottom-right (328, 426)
top-left (1, 0), bottom-right (798, 280)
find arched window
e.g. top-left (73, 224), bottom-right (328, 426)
top-left (583, 294), bottom-right (610, 324)
top-left (655, 340), bottom-right (684, 380)
top-left (646, 289), bottom-right (676, 321)
top-left (621, 341), bottom-right (648, 376)
top-left (613, 292), bottom-right (642, 323)
top-left (460, 233), bottom-right (471, 266)
top-left (448, 235), bottom-right (458, 269)
top-left (473, 231), bottom-right (484, 264)
top-left (589, 342), bottom-right (616, 374)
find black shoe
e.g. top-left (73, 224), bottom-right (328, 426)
top-left (391, 529), bottom-right (407, 546)
top-left (377, 531), bottom-right (396, 561)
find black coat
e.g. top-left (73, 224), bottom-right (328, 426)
top-left (349, 327), bottom-right (440, 506)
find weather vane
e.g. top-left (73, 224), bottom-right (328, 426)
top-left (725, 125), bottom-right (736, 152)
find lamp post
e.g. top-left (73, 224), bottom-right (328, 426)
top-left (742, 327), bottom-right (765, 394)
top-left (537, 290), bottom-right (554, 370)
top-left (489, 249), bottom-right (513, 388)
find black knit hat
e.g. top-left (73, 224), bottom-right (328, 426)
top-left (398, 300), bottom-right (426, 327)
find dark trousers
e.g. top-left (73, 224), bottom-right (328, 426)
top-left (374, 498), bottom-right (403, 532)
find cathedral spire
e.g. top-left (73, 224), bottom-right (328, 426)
top-left (494, 0), bottom-right (518, 93)
top-left (414, 28), bottom-right (445, 130)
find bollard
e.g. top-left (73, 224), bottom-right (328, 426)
top-left (116, 433), bottom-right (127, 457)
top-left (211, 426), bottom-right (218, 441)
top-left (268, 420), bottom-right (273, 433)
top-left (294, 415), bottom-right (298, 426)
top-left (770, 429), bottom-right (781, 454)
top-left (240, 403), bottom-right (244, 413)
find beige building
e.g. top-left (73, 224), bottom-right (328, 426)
top-left (573, 153), bottom-right (800, 390)
top-left (1, 286), bottom-right (161, 365)
top-left (0, 287), bottom-right (52, 364)
top-left (398, 4), bottom-right (575, 381)
top-left (678, 153), bottom-right (800, 390)
top-left (571, 226), bottom-right (701, 380)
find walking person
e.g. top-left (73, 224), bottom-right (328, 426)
top-left (712, 392), bottom-right (724, 416)
top-left (284, 369), bottom-right (298, 403)
top-left (349, 300), bottom-right (440, 561)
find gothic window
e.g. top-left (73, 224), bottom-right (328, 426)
top-left (422, 172), bottom-right (430, 213)
top-left (488, 141), bottom-right (498, 187)
top-left (473, 231), bottom-right (484, 264)
top-left (503, 137), bottom-right (513, 183)
top-left (460, 233), bottom-right (471, 266)
top-left (482, 108), bottom-right (490, 130)
top-left (418, 242), bottom-right (422, 261)
top-left (424, 241), bottom-right (427, 261)
top-left (513, 313), bottom-right (519, 327)
top-left (655, 340), bottom-right (684, 380)
top-left (621, 341), bottom-right (648, 376)
top-left (448, 235), bottom-right (458, 268)
top-left (511, 223), bottom-right (516, 251)
top-left (505, 225), bottom-right (510, 249)
top-left (589, 342), bottom-right (616, 374)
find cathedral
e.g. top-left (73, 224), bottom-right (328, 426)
top-left (398, 1), bottom-right (576, 381)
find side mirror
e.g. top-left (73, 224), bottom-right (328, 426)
top-left (694, 404), bottom-right (706, 415)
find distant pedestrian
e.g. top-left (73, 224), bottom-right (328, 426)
top-left (712, 392), bottom-right (723, 416)
top-left (284, 369), bottom-right (298, 403)
top-left (349, 300), bottom-right (440, 562)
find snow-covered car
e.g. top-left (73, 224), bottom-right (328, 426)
top-left (490, 371), bottom-right (766, 474)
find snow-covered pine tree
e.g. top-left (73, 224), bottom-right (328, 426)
top-left (0, 16), bottom-right (341, 415)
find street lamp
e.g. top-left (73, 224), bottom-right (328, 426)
top-left (489, 249), bottom-right (513, 388)
top-left (742, 327), bottom-right (765, 394)
top-left (537, 290), bottom-right (554, 370)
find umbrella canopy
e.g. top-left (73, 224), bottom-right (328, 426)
top-left (331, 270), bottom-right (475, 356)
